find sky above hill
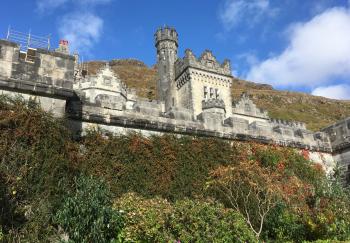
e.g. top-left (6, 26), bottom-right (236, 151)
top-left (1, 0), bottom-right (350, 100)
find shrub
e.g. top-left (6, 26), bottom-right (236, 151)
top-left (263, 202), bottom-right (306, 242)
top-left (113, 193), bottom-right (256, 242)
top-left (55, 175), bottom-right (124, 243)
top-left (255, 147), bottom-right (282, 168)
top-left (79, 133), bottom-right (235, 200)
top-left (0, 95), bottom-right (74, 241)
top-left (171, 198), bottom-right (257, 242)
top-left (113, 193), bottom-right (174, 242)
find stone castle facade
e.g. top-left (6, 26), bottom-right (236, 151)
top-left (0, 27), bottom-right (349, 181)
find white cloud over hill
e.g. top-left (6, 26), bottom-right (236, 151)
top-left (245, 6), bottom-right (350, 100)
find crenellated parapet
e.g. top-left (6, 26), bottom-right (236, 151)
top-left (322, 118), bottom-right (350, 184)
top-left (322, 117), bottom-right (350, 152)
top-left (202, 98), bottom-right (226, 111)
top-left (175, 49), bottom-right (232, 79)
top-left (270, 118), bottom-right (306, 130)
top-left (0, 39), bottom-right (75, 89)
top-left (154, 26), bottom-right (178, 48)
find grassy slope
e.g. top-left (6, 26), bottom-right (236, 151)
top-left (86, 60), bottom-right (350, 131)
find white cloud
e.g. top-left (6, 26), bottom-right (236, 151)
top-left (219, 0), bottom-right (277, 30)
top-left (76, 0), bottom-right (111, 5)
top-left (36, 0), bottom-right (111, 11)
top-left (237, 52), bottom-right (259, 66)
top-left (312, 84), bottom-right (350, 100)
top-left (246, 7), bottom-right (350, 90)
top-left (36, 0), bottom-right (69, 13)
top-left (36, 0), bottom-right (112, 55)
top-left (58, 12), bottom-right (103, 54)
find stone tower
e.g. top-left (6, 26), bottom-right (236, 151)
top-left (155, 26), bottom-right (178, 111)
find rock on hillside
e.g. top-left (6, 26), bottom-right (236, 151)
top-left (86, 59), bottom-right (350, 131)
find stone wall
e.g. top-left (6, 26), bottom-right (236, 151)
top-left (0, 89), bottom-right (67, 117)
top-left (1, 29), bottom-right (350, 181)
top-left (175, 70), bottom-right (192, 110)
top-left (189, 68), bottom-right (232, 119)
top-left (0, 39), bottom-right (75, 117)
top-left (322, 117), bottom-right (350, 182)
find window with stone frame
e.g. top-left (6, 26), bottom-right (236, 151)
top-left (244, 103), bottom-right (251, 112)
top-left (103, 76), bottom-right (112, 86)
top-left (330, 129), bottom-right (337, 142)
top-left (203, 86), bottom-right (208, 99)
top-left (210, 87), bottom-right (214, 98)
top-left (215, 88), bottom-right (219, 99)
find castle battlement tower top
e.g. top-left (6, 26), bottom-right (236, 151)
top-left (155, 26), bottom-right (178, 48)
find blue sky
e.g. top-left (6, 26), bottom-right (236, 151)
top-left (2, 0), bottom-right (350, 99)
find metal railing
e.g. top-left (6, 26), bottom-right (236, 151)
top-left (6, 26), bottom-right (50, 51)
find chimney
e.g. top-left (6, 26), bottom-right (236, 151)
top-left (56, 39), bottom-right (69, 54)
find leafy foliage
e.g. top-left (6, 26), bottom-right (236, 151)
top-left (207, 159), bottom-right (281, 238)
top-left (171, 198), bottom-right (257, 242)
top-left (114, 193), bottom-right (257, 242)
top-left (113, 193), bottom-right (174, 242)
top-left (1, 94), bottom-right (350, 242)
top-left (0, 95), bottom-right (75, 241)
top-left (78, 133), bottom-right (235, 200)
top-left (263, 202), bottom-right (306, 242)
top-left (55, 175), bottom-right (124, 243)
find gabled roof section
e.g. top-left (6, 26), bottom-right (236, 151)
top-left (79, 62), bottom-right (127, 94)
top-left (175, 49), bottom-right (232, 78)
top-left (232, 92), bottom-right (269, 119)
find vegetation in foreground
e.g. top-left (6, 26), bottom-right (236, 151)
top-left (1, 95), bottom-right (350, 242)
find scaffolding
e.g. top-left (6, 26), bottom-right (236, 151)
top-left (6, 26), bottom-right (50, 51)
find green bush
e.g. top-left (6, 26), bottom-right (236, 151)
top-left (255, 148), bottom-right (281, 168)
top-left (302, 179), bottom-right (350, 241)
top-left (79, 133), bottom-right (235, 200)
top-left (171, 198), bottom-right (257, 243)
top-left (114, 193), bottom-right (257, 242)
top-left (55, 175), bottom-right (124, 243)
top-left (0, 95), bottom-right (74, 241)
top-left (113, 193), bottom-right (174, 242)
top-left (263, 202), bottom-right (306, 242)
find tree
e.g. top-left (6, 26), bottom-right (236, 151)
top-left (207, 160), bottom-right (281, 238)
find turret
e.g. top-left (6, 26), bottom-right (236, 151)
top-left (155, 26), bottom-right (178, 111)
